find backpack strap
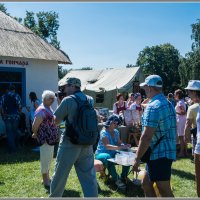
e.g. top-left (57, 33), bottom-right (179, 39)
top-left (70, 94), bottom-right (90, 106)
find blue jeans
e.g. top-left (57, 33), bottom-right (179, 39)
top-left (4, 118), bottom-right (19, 153)
top-left (49, 135), bottom-right (98, 197)
top-left (95, 152), bottom-right (130, 181)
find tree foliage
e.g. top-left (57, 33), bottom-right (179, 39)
top-left (136, 43), bottom-right (181, 93)
top-left (178, 19), bottom-right (200, 87)
top-left (58, 66), bottom-right (72, 80)
top-left (126, 64), bottom-right (136, 68)
top-left (24, 11), bottom-right (60, 49)
top-left (79, 67), bottom-right (93, 70)
top-left (179, 50), bottom-right (200, 87)
top-left (0, 3), bottom-right (9, 15)
top-left (191, 19), bottom-right (200, 51)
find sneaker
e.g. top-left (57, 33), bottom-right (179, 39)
top-left (132, 178), bottom-right (142, 186)
top-left (115, 179), bottom-right (126, 189)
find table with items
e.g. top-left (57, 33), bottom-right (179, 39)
top-left (107, 148), bottom-right (143, 186)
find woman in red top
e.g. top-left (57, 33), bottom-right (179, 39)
top-left (113, 93), bottom-right (127, 115)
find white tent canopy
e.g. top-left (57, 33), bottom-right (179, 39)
top-left (59, 67), bottom-right (142, 92)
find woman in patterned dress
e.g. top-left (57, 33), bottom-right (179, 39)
top-left (32, 90), bottom-right (59, 187)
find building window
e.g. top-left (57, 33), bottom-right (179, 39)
top-left (96, 93), bottom-right (104, 103)
top-left (0, 67), bottom-right (26, 106)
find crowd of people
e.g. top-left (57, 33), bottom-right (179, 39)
top-left (0, 76), bottom-right (200, 198)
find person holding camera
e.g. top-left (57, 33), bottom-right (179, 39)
top-left (49, 77), bottom-right (98, 197)
top-left (184, 80), bottom-right (200, 197)
top-left (132, 75), bottom-right (176, 197)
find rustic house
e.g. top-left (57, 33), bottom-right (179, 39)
top-left (0, 11), bottom-right (71, 109)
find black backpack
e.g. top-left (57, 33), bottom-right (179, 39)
top-left (2, 93), bottom-right (18, 115)
top-left (66, 94), bottom-right (99, 145)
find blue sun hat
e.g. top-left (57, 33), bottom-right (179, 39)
top-left (134, 92), bottom-right (141, 100)
top-left (104, 114), bottom-right (122, 127)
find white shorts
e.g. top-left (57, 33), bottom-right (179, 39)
top-left (40, 143), bottom-right (54, 173)
top-left (194, 143), bottom-right (200, 155)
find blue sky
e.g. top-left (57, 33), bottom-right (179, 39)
top-left (2, 2), bottom-right (200, 69)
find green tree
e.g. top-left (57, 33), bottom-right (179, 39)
top-left (179, 50), bottom-right (200, 87)
top-left (0, 3), bottom-right (22, 23)
top-left (0, 3), bottom-right (9, 15)
top-left (79, 67), bottom-right (93, 70)
top-left (178, 19), bottom-right (200, 88)
top-left (136, 43), bottom-right (181, 93)
top-left (126, 64), bottom-right (135, 68)
top-left (191, 19), bottom-right (200, 51)
top-left (58, 66), bottom-right (72, 80)
top-left (23, 11), bottom-right (60, 49)
top-left (24, 10), bottom-right (63, 76)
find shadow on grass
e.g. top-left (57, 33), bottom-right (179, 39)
top-left (62, 189), bottom-right (81, 197)
top-left (0, 181), bottom-right (5, 185)
top-left (43, 187), bottom-right (81, 197)
top-left (0, 138), bottom-right (59, 164)
top-left (100, 177), bottom-right (144, 197)
top-left (171, 168), bottom-right (195, 180)
top-left (98, 183), bottom-right (113, 196)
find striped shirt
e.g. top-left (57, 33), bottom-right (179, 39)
top-left (142, 93), bottom-right (176, 161)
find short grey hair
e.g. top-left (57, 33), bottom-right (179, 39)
top-left (42, 90), bottom-right (56, 102)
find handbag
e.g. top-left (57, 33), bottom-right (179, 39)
top-left (140, 135), bottom-right (164, 163)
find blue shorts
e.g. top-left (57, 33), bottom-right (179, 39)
top-left (146, 158), bottom-right (173, 182)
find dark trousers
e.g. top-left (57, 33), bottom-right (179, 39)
top-left (4, 118), bottom-right (19, 153)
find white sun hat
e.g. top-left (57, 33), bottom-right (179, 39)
top-left (185, 80), bottom-right (200, 91)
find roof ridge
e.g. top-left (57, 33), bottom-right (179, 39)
top-left (0, 27), bottom-right (33, 34)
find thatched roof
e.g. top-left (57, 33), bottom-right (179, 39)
top-left (0, 11), bottom-right (72, 64)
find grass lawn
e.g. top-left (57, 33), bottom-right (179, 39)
top-left (0, 138), bottom-right (197, 198)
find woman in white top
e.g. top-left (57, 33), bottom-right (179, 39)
top-left (28, 92), bottom-right (41, 124)
top-left (129, 93), bottom-right (143, 126)
top-left (174, 89), bottom-right (187, 158)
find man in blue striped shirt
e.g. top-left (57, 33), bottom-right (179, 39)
top-left (132, 75), bottom-right (176, 197)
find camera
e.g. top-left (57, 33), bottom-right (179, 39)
top-left (55, 87), bottom-right (66, 100)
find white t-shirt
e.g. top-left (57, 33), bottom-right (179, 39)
top-left (129, 102), bottom-right (142, 124)
top-left (196, 106), bottom-right (200, 143)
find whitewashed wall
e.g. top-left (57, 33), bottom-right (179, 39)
top-left (25, 59), bottom-right (58, 110)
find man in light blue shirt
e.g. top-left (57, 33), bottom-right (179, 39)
top-left (132, 75), bottom-right (176, 197)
